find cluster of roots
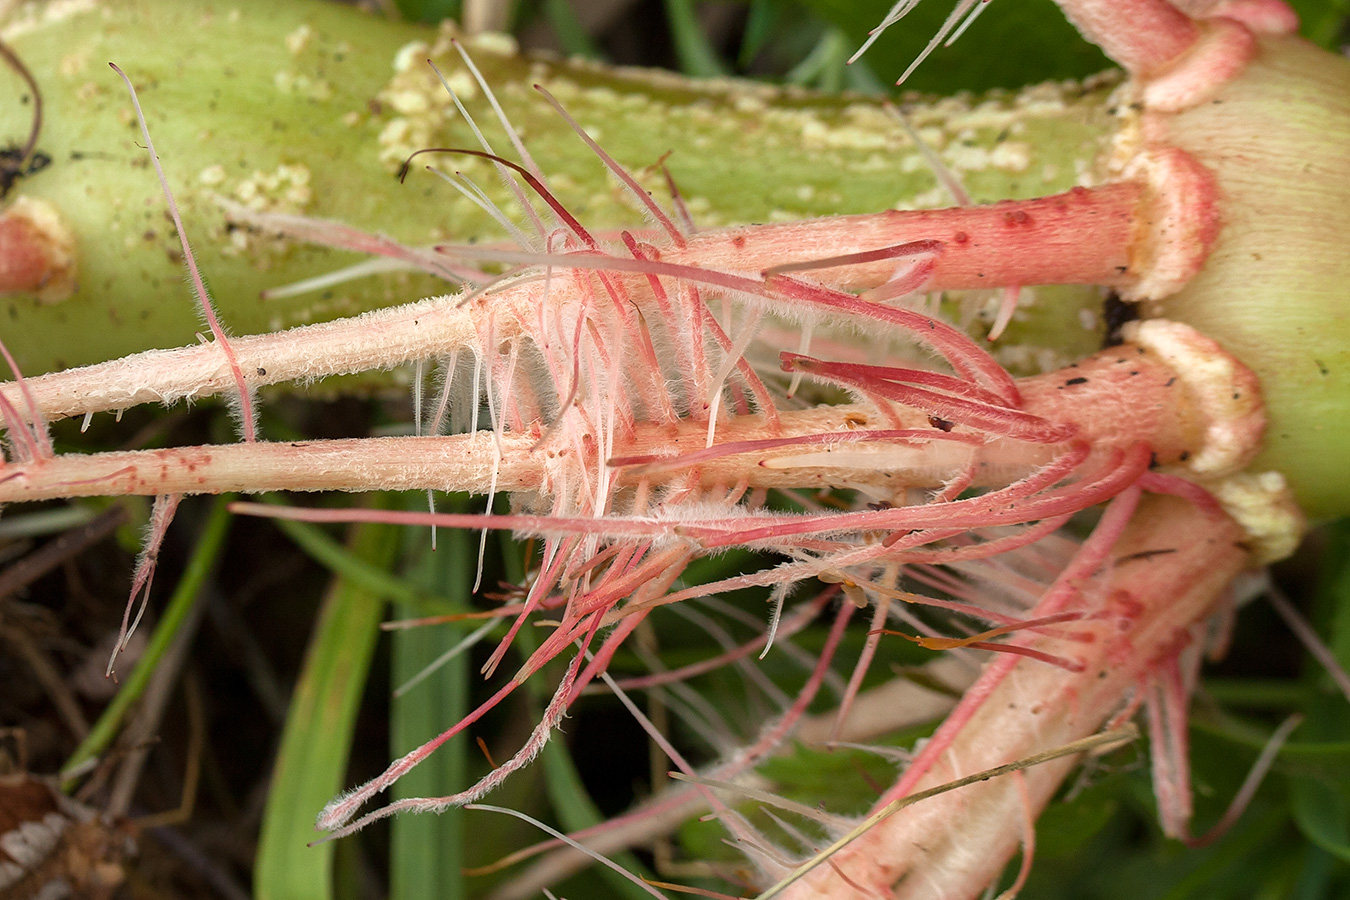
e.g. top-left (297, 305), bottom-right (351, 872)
top-left (2, 0), bottom-right (1336, 897)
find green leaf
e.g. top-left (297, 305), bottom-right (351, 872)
top-left (262, 494), bottom-right (469, 618)
top-left (796, 0), bottom-right (1110, 92)
top-left (1288, 0), bottom-right (1350, 49)
top-left (664, 0), bottom-right (733, 77)
top-left (390, 502), bottom-right (473, 900)
top-left (1293, 775), bottom-right (1350, 864)
top-left (738, 0), bottom-right (782, 68)
top-left (758, 739), bottom-right (906, 817)
top-left (254, 512), bottom-right (398, 900)
top-left (1319, 520), bottom-right (1350, 679)
top-left (394, 0), bottom-right (462, 25)
top-left (1035, 777), bottom-right (1123, 860)
top-left (63, 497), bottom-right (233, 784)
top-left (543, 0), bottom-right (604, 59)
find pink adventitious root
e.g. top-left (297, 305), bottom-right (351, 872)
top-left (1, 181), bottom-right (1150, 430)
top-left (784, 493), bottom-right (1249, 900)
top-left (0, 332), bottom-right (1246, 506)
top-left (0, 17), bottom-right (1303, 891)
top-left (1054, 0), bottom-right (1200, 75)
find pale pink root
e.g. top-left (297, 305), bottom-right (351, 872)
top-left (691, 443), bottom-right (1149, 549)
top-left (109, 493), bottom-right (182, 679)
top-left (0, 333), bottom-right (51, 461)
top-left (783, 493), bottom-right (1249, 900)
top-left (1138, 17), bottom-right (1257, 112)
top-left (1146, 653), bottom-right (1196, 839)
top-left (488, 597), bottom-right (855, 895)
top-left (1014, 345), bottom-right (1209, 465)
top-left (0, 403), bottom-right (1056, 504)
top-left (782, 354), bottom-right (1075, 444)
top-left (221, 203), bottom-right (484, 287)
top-left (1, 179), bottom-right (1143, 431)
top-left (1057, 0), bottom-right (1265, 113)
top-left (689, 183), bottom-right (1140, 293)
top-left (429, 241), bottom-right (1018, 403)
top-left (603, 594), bottom-right (829, 692)
top-left (440, 184), bottom-right (1141, 305)
top-left (534, 86), bottom-right (685, 246)
top-left (832, 584), bottom-right (897, 742)
top-left (1053, 0), bottom-right (1200, 75)
top-left (485, 642), bottom-right (969, 900)
top-left (0, 321), bottom-right (1230, 507)
top-left (0, 391), bottom-right (40, 462)
top-left (0, 289), bottom-right (489, 426)
top-left (1189, 0), bottom-right (1299, 34)
top-left (319, 615), bottom-right (604, 840)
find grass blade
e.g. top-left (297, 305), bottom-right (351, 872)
top-left (254, 511), bottom-right (399, 900)
top-left (390, 497), bottom-right (474, 900)
top-left (62, 496), bottom-right (232, 784)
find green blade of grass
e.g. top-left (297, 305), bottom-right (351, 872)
top-left (394, 0), bottom-right (462, 25)
top-left (539, 740), bottom-right (658, 900)
top-left (260, 494), bottom-right (467, 618)
top-left (664, 0), bottom-right (731, 77)
top-left (545, 0), bottom-right (604, 60)
top-left (503, 533), bottom-right (656, 900)
top-left (390, 497), bottom-right (474, 900)
top-left (62, 495), bottom-right (233, 785)
top-left (254, 512), bottom-right (400, 900)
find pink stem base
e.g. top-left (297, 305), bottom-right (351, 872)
top-left (783, 493), bottom-right (1248, 900)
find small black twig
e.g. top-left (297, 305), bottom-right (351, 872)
top-left (0, 37), bottom-right (46, 198)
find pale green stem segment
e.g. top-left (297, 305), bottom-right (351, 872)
top-left (61, 494), bottom-right (233, 786)
top-left (254, 510), bottom-right (398, 900)
top-left (0, 0), bottom-right (1116, 380)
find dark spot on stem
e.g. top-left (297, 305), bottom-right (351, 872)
top-left (1064, 377), bottom-right (1088, 386)
top-left (0, 37), bottom-right (45, 199)
top-left (1116, 547), bottom-right (1179, 564)
top-left (1102, 292), bottom-right (1137, 347)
